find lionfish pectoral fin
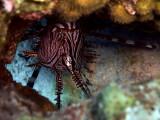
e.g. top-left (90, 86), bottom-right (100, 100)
top-left (83, 66), bottom-right (93, 73)
top-left (26, 62), bottom-right (41, 67)
top-left (84, 47), bottom-right (99, 64)
top-left (55, 72), bottom-right (63, 109)
top-left (72, 70), bottom-right (92, 98)
top-left (22, 50), bottom-right (37, 58)
top-left (34, 36), bottom-right (41, 46)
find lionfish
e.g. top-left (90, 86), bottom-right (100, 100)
top-left (22, 20), bottom-right (158, 109)
top-left (22, 22), bottom-right (93, 109)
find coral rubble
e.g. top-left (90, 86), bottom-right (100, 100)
top-left (1, 78), bottom-right (160, 120)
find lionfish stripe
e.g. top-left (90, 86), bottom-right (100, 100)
top-left (66, 22), bottom-right (72, 30)
top-left (39, 32), bottom-right (60, 63)
top-left (40, 50), bottom-right (59, 65)
top-left (66, 22), bottom-right (76, 30)
top-left (52, 27), bottom-right (57, 32)
top-left (55, 23), bottom-right (65, 29)
top-left (146, 44), bottom-right (152, 48)
top-left (112, 37), bottom-right (158, 48)
top-left (53, 22), bottom-right (76, 31)
top-left (135, 42), bottom-right (158, 49)
top-left (111, 38), bottom-right (118, 42)
top-left (65, 35), bottom-right (73, 55)
top-left (49, 36), bottom-right (62, 62)
top-left (49, 52), bottom-right (60, 65)
top-left (75, 34), bottom-right (82, 59)
top-left (126, 40), bottom-right (135, 45)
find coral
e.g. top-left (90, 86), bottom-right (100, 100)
top-left (97, 0), bottom-right (160, 24)
top-left (58, 103), bottom-right (86, 120)
top-left (103, 84), bottom-right (136, 120)
top-left (135, 0), bottom-right (155, 15)
top-left (0, 11), bottom-right (9, 50)
top-left (0, 16), bottom-right (38, 64)
top-left (14, 83), bottom-right (57, 112)
top-left (0, 82), bottom-right (41, 120)
top-left (0, 0), bottom-right (57, 57)
top-left (1, 0), bottom-right (160, 51)
top-left (155, 0), bottom-right (160, 15)
top-left (56, 0), bottom-right (109, 21)
top-left (1, 77), bottom-right (160, 120)
top-left (101, 79), bottom-right (160, 120)
top-left (109, 3), bottom-right (136, 24)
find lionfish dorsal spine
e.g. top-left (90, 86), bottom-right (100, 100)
top-left (90, 33), bottom-right (159, 49)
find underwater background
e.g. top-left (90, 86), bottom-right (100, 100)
top-left (1, 0), bottom-right (160, 120)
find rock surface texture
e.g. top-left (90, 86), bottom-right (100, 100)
top-left (1, 79), bottom-right (160, 120)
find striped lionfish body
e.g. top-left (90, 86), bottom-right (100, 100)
top-left (22, 22), bottom-right (92, 109)
top-left (38, 22), bottom-right (83, 72)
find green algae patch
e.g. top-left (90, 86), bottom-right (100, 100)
top-left (103, 84), bottom-right (136, 120)
top-left (18, 115), bottom-right (40, 120)
top-left (62, 73), bottom-right (83, 108)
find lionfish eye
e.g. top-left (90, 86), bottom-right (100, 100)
top-left (65, 56), bottom-right (72, 67)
